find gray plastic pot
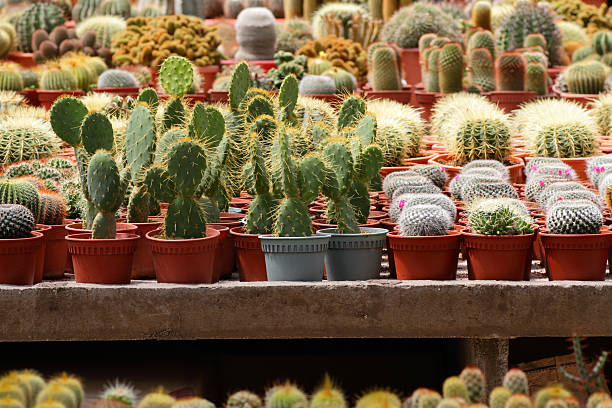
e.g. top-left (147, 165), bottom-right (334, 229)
top-left (259, 235), bottom-right (329, 281)
top-left (316, 227), bottom-right (388, 280)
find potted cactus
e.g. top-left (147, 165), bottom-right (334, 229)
top-left (93, 69), bottom-right (141, 97)
top-left (539, 200), bottom-right (612, 280)
top-left (512, 99), bottom-right (599, 181)
top-left (363, 43), bottom-right (412, 104)
top-left (315, 113), bottom-right (388, 281)
top-left (63, 111), bottom-right (138, 284)
top-left (258, 81), bottom-right (330, 281)
top-left (386, 197), bottom-right (460, 280)
top-left (0, 204), bottom-right (45, 285)
top-left (485, 52), bottom-right (536, 113)
top-left (554, 60), bottom-right (609, 107)
top-left (37, 63), bottom-right (85, 109)
top-left (462, 198), bottom-right (535, 281)
top-left (428, 93), bottom-right (524, 183)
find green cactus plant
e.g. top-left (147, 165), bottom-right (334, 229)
top-left (0, 204), bottom-right (34, 239)
top-left (16, 3), bottom-right (65, 53)
top-left (97, 69), bottom-right (139, 88)
top-left (502, 369), bottom-right (529, 395)
top-left (390, 192), bottom-right (456, 223)
top-left (468, 198), bottom-right (534, 235)
top-left (171, 398), bottom-right (214, 408)
top-left (469, 47), bottom-right (495, 92)
top-left (460, 367), bottom-right (485, 404)
top-left (565, 60), bottom-right (608, 95)
top-left (506, 395), bottom-right (533, 408)
top-left (0, 179), bottom-right (41, 220)
top-left (227, 392), bottom-right (261, 408)
top-left (560, 334), bottom-right (608, 395)
top-left (416, 390), bottom-right (442, 408)
top-left (546, 200), bottom-right (603, 234)
top-left (525, 63), bottom-right (547, 96)
top-left (592, 31), bottom-right (612, 56)
top-left (442, 377), bottom-right (469, 401)
top-left (137, 391), bottom-right (176, 408)
top-left (36, 191), bottom-right (66, 225)
top-left (370, 45), bottom-right (402, 91)
top-left (495, 52), bottom-right (526, 91)
top-left (439, 42), bottom-right (464, 94)
top-left (425, 47), bottom-right (441, 93)
top-left (468, 30), bottom-right (495, 60)
top-left (39, 68), bottom-right (78, 90)
top-left (265, 383), bottom-right (307, 408)
top-left (356, 391), bottom-right (401, 408)
top-left (462, 181), bottom-right (519, 206)
top-left (97, 0), bottom-right (130, 19)
top-left (14, 370), bottom-right (45, 403)
top-left (311, 375), bottom-right (346, 408)
top-left (489, 387), bottom-right (511, 408)
top-left (243, 135), bottom-right (276, 235)
top-left (36, 384), bottom-right (77, 408)
top-left (587, 393), bottom-right (611, 408)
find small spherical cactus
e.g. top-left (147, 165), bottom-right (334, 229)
top-left (416, 391), bottom-right (441, 408)
top-left (265, 383), bottom-right (307, 408)
top-left (442, 377), bottom-right (469, 401)
top-left (137, 391), bottom-right (176, 408)
top-left (0, 204), bottom-right (35, 239)
top-left (587, 393), bottom-right (611, 408)
top-left (398, 204), bottom-right (453, 236)
top-left (390, 193), bottom-right (456, 223)
top-left (546, 200), bottom-right (603, 234)
top-left (489, 387), bottom-right (512, 408)
top-left (356, 391), bottom-right (401, 408)
top-left (534, 387), bottom-right (571, 408)
top-left (459, 367), bottom-right (485, 404)
top-left (227, 391), bottom-right (261, 408)
top-left (463, 160), bottom-right (509, 180)
top-left (48, 373), bottom-right (84, 407)
top-left (505, 394), bottom-right (533, 408)
top-left (36, 384), bottom-right (77, 408)
top-left (311, 376), bottom-right (345, 408)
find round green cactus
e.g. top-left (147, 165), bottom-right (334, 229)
top-left (48, 374), bottom-right (83, 408)
top-left (489, 387), bottom-right (511, 408)
top-left (311, 376), bottom-right (345, 408)
top-left (502, 369), bottom-right (529, 395)
top-left (526, 62), bottom-right (547, 96)
top-left (227, 391), bottom-right (262, 408)
top-left (506, 394), bottom-right (533, 408)
top-left (355, 391), bottom-right (401, 408)
top-left (265, 384), bottom-right (307, 408)
top-left (469, 47), bottom-right (495, 92)
top-left (460, 367), bottom-right (485, 404)
top-left (468, 199), bottom-right (533, 235)
top-left (442, 376), bottom-right (469, 401)
top-left (495, 52), bottom-right (526, 91)
top-left (36, 384), bottom-right (77, 408)
top-left (138, 391), bottom-right (176, 408)
top-left (416, 391), bottom-right (441, 408)
top-left (546, 200), bottom-right (603, 235)
top-left (171, 398), bottom-right (215, 408)
top-left (565, 60), bottom-right (608, 95)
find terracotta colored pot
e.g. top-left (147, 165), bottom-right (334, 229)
top-left (146, 228), bottom-right (220, 283)
top-left (37, 90), bottom-right (85, 110)
top-left (428, 154), bottom-right (525, 184)
top-left (221, 59), bottom-right (277, 72)
top-left (547, 66), bottom-right (564, 83)
top-left (92, 87), bottom-right (141, 98)
top-left (130, 221), bottom-right (162, 279)
top-left (208, 224), bottom-right (233, 281)
top-left (183, 93), bottom-right (207, 106)
top-left (388, 230), bottom-right (461, 280)
top-left (7, 51), bottom-right (35, 68)
top-left (462, 231), bottom-right (536, 280)
top-left (67, 232), bottom-right (139, 284)
top-left (197, 65), bottom-right (220, 94)
top-left (555, 87), bottom-right (597, 108)
top-left (403, 154), bottom-right (437, 165)
top-left (364, 88), bottom-right (412, 104)
top-left (0, 231), bottom-right (44, 285)
top-left (208, 89), bottom-right (228, 104)
top-left (395, 47), bottom-right (420, 86)
top-left (485, 91), bottom-right (536, 113)
top-left (33, 225), bottom-right (51, 283)
top-left (539, 229), bottom-right (612, 280)
top-left (559, 157), bottom-right (590, 182)
top-left (19, 89), bottom-right (39, 106)
top-left (220, 212), bottom-right (244, 221)
top-left (230, 226), bottom-right (267, 281)
top-left (41, 223), bottom-right (70, 279)
top-left (414, 90), bottom-right (441, 122)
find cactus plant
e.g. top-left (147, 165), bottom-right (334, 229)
top-left (72, 0), bottom-right (102, 23)
top-left (299, 75), bottom-right (336, 95)
top-left (472, 1), bottom-right (491, 31)
top-left (390, 193), bottom-right (456, 224)
top-left (49, 374), bottom-right (83, 408)
top-left (0, 179), bottom-right (41, 220)
top-left (0, 204), bottom-right (34, 239)
top-left (489, 387), bottom-right (511, 408)
top-left (526, 63), bottom-right (547, 96)
top-left (425, 47), bottom-right (441, 93)
top-left (587, 393), bottom-right (611, 408)
top-left (3, 163), bottom-right (35, 179)
top-left (439, 42), bottom-right (464, 94)
top-left (356, 391), bottom-right (401, 408)
top-left (227, 392), bottom-right (261, 408)
top-left (432, 93), bottom-right (512, 166)
top-left (138, 391), bottom-right (175, 408)
top-left (370, 45), bottom-right (402, 91)
top-left (463, 159), bottom-right (509, 179)
top-left (411, 165), bottom-right (448, 188)
top-left (560, 334), bottom-right (608, 395)
top-left (565, 60), bottom-right (608, 95)
top-left (496, 1), bottom-right (562, 67)
top-left (235, 8), bottom-right (277, 61)
top-left (16, 3), bottom-right (65, 53)
top-left (462, 181), bottom-right (519, 206)
top-left (506, 395), bottom-right (533, 408)
top-left (97, 0), bottom-right (130, 18)
top-left (39, 67), bottom-right (78, 91)
top-left (97, 69), bottom-right (139, 88)
top-left (36, 384), bottom-right (77, 408)
top-left (323, 68), bottom-right (356, 94)
top-left (468, 30), bottom-right (495, 60)
top-left (468, 199), bottom-right (534, 235)
top-left (536, 181), bottom-right (588, 207)
top-left (36, 191), bottom-right (66, 225)
top-left (513, 99), bottom-right (599, 159)
top-left (442, 377), bottom-right (469, 401)
top-left (546, 200), bottom-right (603, 234)
top-left (265, 383), bottom-right (307, 408)
top-left (460, 367), bottom-right (486, 404)
top-left (172, 399), bottom-right (214, 408)
top-left (469, 48), bottom-right (495, 93)
top-left (502, 369), bottom-right (528, 395)
top-left (496, 52), bottom-right (526, 92)
top-left (311, 375), bottom-right (346, 408)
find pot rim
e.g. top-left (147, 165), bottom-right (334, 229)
top-left (145, 227), bottom-right (220, 242)
top-left (66, 232), bottom-right (140, 242)
top-left (229, 225), bottom-right (261, 238)
top-left (259, 234), bottom-right (330, 241)
top-left (387, 229), bottom-right (461, 239)
top-left (0, 230), bottom-right (44, 242)
top-left (316, 227), bottom-right (389, 237)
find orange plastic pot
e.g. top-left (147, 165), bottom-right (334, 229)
top-left (428, 154), bottom-right (525, 184)
top-left (414, 90), bottom-right (440, 122)
top-left (208, 89), bottom-right (228, 104)
top-left (395, 47), bottom-right (420, 86)
top-left (559, 157), bottom-right (589, 182)
top-left (230, 226), bottom-right (267, 281)
top-left (197, 65), bottom-right (220, 94)
top-left (41, 223), bottom-right (70, 279)
top-left (130, 221), bottom-right (162, 279)
top-left (208, 224), bottom-right (233, 281)
top-left (364, 88), bottom-right (412, 104)
top-left (37, 90), bottom-right (85, 110)
top-left (19, 89), bottom-right (39, 106)
top-left (66, 222), bottom-right (137, 233)
top-left (7, 51), bottom-right (35, 68)
top-left (220, 212), bottom-right (245, 222)
top-left (146, 227), bottom-right (220, 284)
top-left (485, 91), bottom-right (536, 113)
top-left (34, 224), bottom-right (51, 283)
top-left (93, 87), bottom-right (141, 97)
top-left (387, 230), bottom-right (461, 280)
top-left (462, 231), bottom-right (536, 280)
top-left (540, 228), bottom-right (612, 280)
top-left (67, 232), bottom-right (139, 284)
top-left (0, 231), bottom-right (43, 285)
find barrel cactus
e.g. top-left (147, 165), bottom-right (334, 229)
top-left (265, 384), bottom-right (307, 408)
top-left (546, 200), bottom-right (603, 234)
top-left (0, 204), bottom-right (34, 239)
top-left (97, 69), bottom-right (139, 88)
top-left (564, 60), bottom-right (608, 95)
top-left (227, 391), bottom-right (261, 408)
top-left (16, 3), bottom-right (65, 53)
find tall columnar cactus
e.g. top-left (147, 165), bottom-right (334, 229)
top-left (0, 179), bottom-right (41, 220)
top-left (243, 135), bottom-right (275, 235)
top-left (370, 45), bottom-right (402, 91)
top-left (471, 1), bottom-right (491, 31)
top-left (271, 127), bottom-right (325, 237)
top-left (495, 52), bottom-right (526, 92)
top-left (565, 60), bottom-right (608, 95)
top-left (439, 42), bottom-right (464, 94)
top-left (468, 30), bottom-right (495, 60)
top-left (469, 47), bottom-right (495, 92)
top-left (72, 0), bottom-right (101, 22)
top-left (425, 47), bottom-right (441, 93)
top-left (526, 62), bottom-right (547, 96)
top-left (16, 3), bottom-right (65, 53)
